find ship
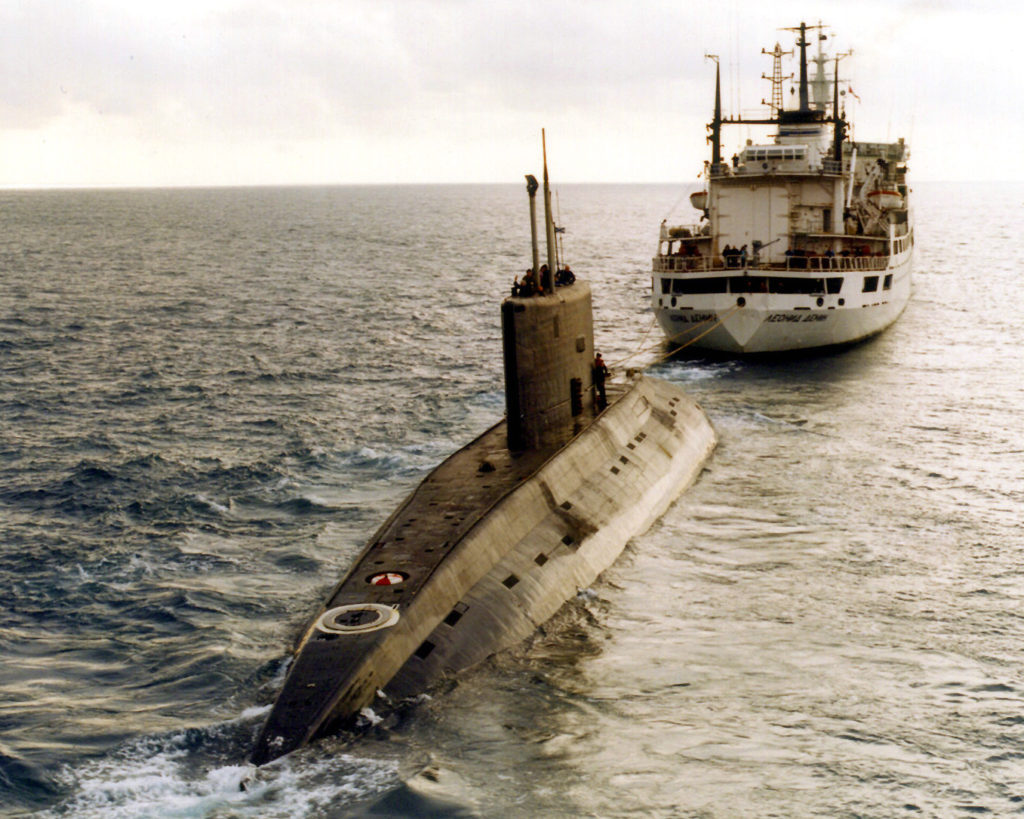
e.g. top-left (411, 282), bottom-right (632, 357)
top-left (653, 22), bottom-right (913, 354)
top-left (249, 135), bottom-right (717, 766)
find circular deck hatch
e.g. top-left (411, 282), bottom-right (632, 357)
top-left (316, 603), bottom-right (400, 634)
top-left (367, 572), bottom-right (407, 586)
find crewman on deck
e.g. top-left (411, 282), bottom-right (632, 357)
top-left (593, 352), bottom-right (609, 409)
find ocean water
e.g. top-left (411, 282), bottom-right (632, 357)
top-left (1, 181), bottom-right (1022, 818)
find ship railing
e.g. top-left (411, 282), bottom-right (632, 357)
top-left (710, 161), bottom-right (843, 178)
top-left (654, 255), bottom-right (891, 274)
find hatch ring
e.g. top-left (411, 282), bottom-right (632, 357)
top-left (367, 571), bottom-right (407, 586)
top-left (316, 603), bottom-right (400, 634)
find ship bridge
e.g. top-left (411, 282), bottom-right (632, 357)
top-left (739, 143), bottom-right (817, 174)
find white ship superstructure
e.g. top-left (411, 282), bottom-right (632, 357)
top-left (653, 23), bottom-right (913, 354)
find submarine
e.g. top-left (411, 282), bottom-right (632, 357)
top-left (250, 136), bottom-right (717, 766)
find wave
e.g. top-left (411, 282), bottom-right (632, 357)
top-left (38, 717), bottom-right (400, 819)
top-left (0, 745), bottom-right (60, 811)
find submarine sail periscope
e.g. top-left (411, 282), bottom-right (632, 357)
top-left (250, 136), bottom-right (717, 766)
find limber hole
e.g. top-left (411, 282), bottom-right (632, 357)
top-left (414, 640), bottom-right (435, 659)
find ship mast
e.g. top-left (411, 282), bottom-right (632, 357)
top-left (832, 56), bottom-right (846, 162)
top-left (706, 55), bottom-right (722, 172)
top-left (761, 42), bottom-right (793, 118)
top-left (796, 22), bottom-right (809, 111)
top-left (781, 21), bottom-right (826, 115)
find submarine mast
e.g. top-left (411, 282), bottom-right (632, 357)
top-left (541, 129), bottom-right (557, 294)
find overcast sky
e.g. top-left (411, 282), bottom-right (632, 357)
top-left (0, 0), bottom-right (1016, 188)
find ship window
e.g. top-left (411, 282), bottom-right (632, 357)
top-left (661, 278), bottom-right (671, 294)
top-left (769, 277), bottom-right (825, 295)
top-left (672, 277), bottom-right (728, 294)
top-left (729, 276), bottom-right (767, 293)
top-left (444, 609), bottom-right (464, 627)
top-left (826, 277), bottom-right (843, 294)
top-left (863, 276), bottom-right (879, 292)
top-left (562, 534), bottom-right (574, 546)
top-left (535, 553), bottom-right (548, 566)
top-left (731, 277), bottom-right (824, 295)
top-left (883, 274), bottom-right (893, 290)
top-left (823, 208), bottom-right (832, 231)
top-left (502, 574), bottom-right (520, 588)
top-left (414, 640), bottom-right (436, 659)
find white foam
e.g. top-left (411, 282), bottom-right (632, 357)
top-left (195, 494), bottom-right (232, 515)
top-left (238, 704), bottom-right (271, 720)
top-left (43, 728), bottom-right (399, 819)
top-left (358, 706), bottom-right (383, 726)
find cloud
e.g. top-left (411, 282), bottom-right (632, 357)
top-left (1, 0), bottom-right (1023, 185)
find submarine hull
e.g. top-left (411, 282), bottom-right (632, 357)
top-left (251, 374), bottom-right (715, 765)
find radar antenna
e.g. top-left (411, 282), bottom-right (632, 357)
top-left (761, 42), bottom-right (793, 117)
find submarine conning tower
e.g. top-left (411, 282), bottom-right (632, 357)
top-left (501, 131), bottom-right (596, 452)
top-left (501, 282), bottom-right (595, 451)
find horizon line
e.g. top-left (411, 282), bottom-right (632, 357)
top-left (0, 178), bottom-right (1006, 193)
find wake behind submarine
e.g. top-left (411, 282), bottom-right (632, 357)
top-left (250, 136), bottom-right (717, 766)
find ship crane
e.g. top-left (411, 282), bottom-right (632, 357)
top-left (851, 160), bottom-right (890, 236)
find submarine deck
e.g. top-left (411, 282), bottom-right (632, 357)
top-left (321, 389), bottom-right (621, 614)
top-left (251, 390), bottom-right (621, 762)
